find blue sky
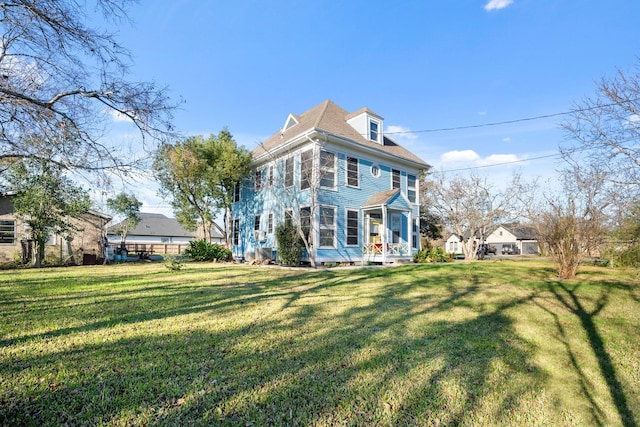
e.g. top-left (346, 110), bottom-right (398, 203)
top-left (104, 0), bottom-right (640, 213)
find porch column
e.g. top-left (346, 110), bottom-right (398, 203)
top-left (407, 211), bottom-right (413, 255)
top-left (381, 205), bottom-right (387, 263)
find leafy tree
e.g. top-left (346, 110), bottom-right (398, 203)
top-left (8, 160), bottom-right (92, 267)
top-left (0, 0), bottom-right (177, 180)
top-left (106, 192), bottom-right (142, 243)
top-left (153, 130), bottom-right (251, 245)
top-left (154, 137), bottom-right (216, 241)
top-left (200, 129), bottom-right (252, 247)
top-left (419, 210), bottom-right (444, 243)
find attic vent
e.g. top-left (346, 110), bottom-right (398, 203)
top-left (283, 113), bottom-right (299, 131)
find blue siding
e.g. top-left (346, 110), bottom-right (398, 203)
top-left (233, 140), bottom-right (422, 263)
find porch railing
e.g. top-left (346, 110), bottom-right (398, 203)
top-left (363, 242), bottom-right (411, 257)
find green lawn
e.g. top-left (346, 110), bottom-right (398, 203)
top-left (0, 260), bottom-right (638, 426)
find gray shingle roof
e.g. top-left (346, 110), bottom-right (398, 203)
top-left (253, 100), bottom-right (429, 168)
top-left (362, 189), bottom-right (401, 208)
top-left (108, 213), bottom-right (222, 239)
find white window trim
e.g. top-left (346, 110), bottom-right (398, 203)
top-left (319, 150), bottom-right (337, 190)
top-left (319, 205), bottom-right (337, 248)
top-left (368, 118), bottom-right (381, 143)
top-left (391, 168), bottom-right (401, 190)
top-left (370, 163), bottom-right (380, 178)
top-left (346, 156), bottom-right (359, 188)
top-left (407, 173), bottom-right (418, 204)
top-left (345, 208), bottom-right (360, 247)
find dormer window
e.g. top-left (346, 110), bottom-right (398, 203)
top-left (369, 120), bottom-right (379, 142)
top-left (346, 107), bottom-right (384, 144)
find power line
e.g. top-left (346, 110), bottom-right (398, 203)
top-left (383, 97), bottom-right (640, 136)
top-left (436, 152), bottom-right (560, 173)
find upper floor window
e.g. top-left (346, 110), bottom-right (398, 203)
top-left (320, 150), bottom-right (336, 188)
top-left (254, 169), bottom-right (262, 191)
top-left (392, 169), bottom-right (401, 189)
top-left (268, 165), bottom-right (274, 187)
top-left (300, 149), bottom-right (313, 190)
top-left (0, 220), bottom-right (15, 244)
top-left (346, 157), bottom-right (359, 187)
top-left (233, 182), bottom-right (241, 203)
top-left (369, 120), bottom-right (379, 142)
top-left (285, 157), bottom-right (294, 188)
top-left (407, 174), bottom-right (417, 203)
top-left (267, 213), bottom-right (274, 234)
top-left (371, 163), bottom-right (380, 178)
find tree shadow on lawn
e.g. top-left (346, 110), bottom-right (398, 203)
top-left (537, 281), bottom-right (637, 427)
top-left (0, 266), bottom-right (329, 348)
top-left (1, 264), bottom-right (554, 425)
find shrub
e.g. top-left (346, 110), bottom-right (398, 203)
top-left (184, 240), bottom-right (231, 262)
top-left (275, 222), bottom-right (303, 265)
top-left (602, 245), bottom-right (640, 268)
top-left (164, 255), bottom-right (183, 271)
top-left (414, 246), bottom-right (449, 263)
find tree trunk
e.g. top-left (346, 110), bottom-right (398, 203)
top-left (34, 240), bottom-right (45, 267)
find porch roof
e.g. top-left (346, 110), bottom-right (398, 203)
top-left (362, 189), bottom-right (411, 211)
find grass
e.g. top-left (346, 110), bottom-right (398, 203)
top-left (0, 260), bottom-right (638, 426)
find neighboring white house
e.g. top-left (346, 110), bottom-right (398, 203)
top-left (445, 224), bottom-right (539, 256)
top-left (445, 234), bottom-right (463, 255)
top-left (107, 213), bottom-right (224, 245)
top-left (485, 224), bottom-right (539, 255)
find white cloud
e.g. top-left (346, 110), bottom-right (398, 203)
top-left (441, 150), bottom-right (481, 164)
top-left (477, 153), bottom-right (521, 166)
top-left (502, 137), bottom-right (511, 143)
top-left (484, 0), bottom-right (514, 11)
top-left (107, 109), bottom-right (133, 123)
top-left (386, 125), bottom-right (418, 140)
top-left (440, 150), bottom-right (525, 167)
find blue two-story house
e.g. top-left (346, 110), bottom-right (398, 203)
top-left (232, 100), bottom-right (430, 265)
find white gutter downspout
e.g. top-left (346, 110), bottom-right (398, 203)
top-left (382, 204), bottom-right (387, 264)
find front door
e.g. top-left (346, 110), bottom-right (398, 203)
top-left (390, 213), bottom-right (401, 244)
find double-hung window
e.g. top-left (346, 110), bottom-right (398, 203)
top-left (300, 207), bottom-right (311, 242)
top-left (369, 120), bottom-right (379, 142)
top-left (233, 182), bottom-right (241, 203)
top-left (320, 151), bottom-right (336, 188)
top-left (346, 210), bottom-right (359, 246)
top-left (319, 206), bottom-right (337, 248)
top-left (254, 169), bottom-right (262, 191)
top-left (267, 213), bottom-right (273, 234)
top-left (285, 157), bottom-right (294, 188)
top-left (0, 220), bottom-right (15, 244)
top-left (300, 149), bottom-right (313, 190)
top-left (233, 219), bottom-right (240, 246)
top-left (346, 157), bottom-right (359, 187)
top-left (407, 174), bottom-right (417, 203)
top-left (392, 169), bottom-right (401, 189)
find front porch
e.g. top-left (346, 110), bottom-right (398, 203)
top-left (361, 189), bottom-right (417, 263)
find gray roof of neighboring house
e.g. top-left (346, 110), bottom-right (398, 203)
top-left (253, 100), bottom-right (430, 168)
top-left (501, 224), bottom-right (537, 240)
top-left (107, 213), bottom-right (223, 239)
